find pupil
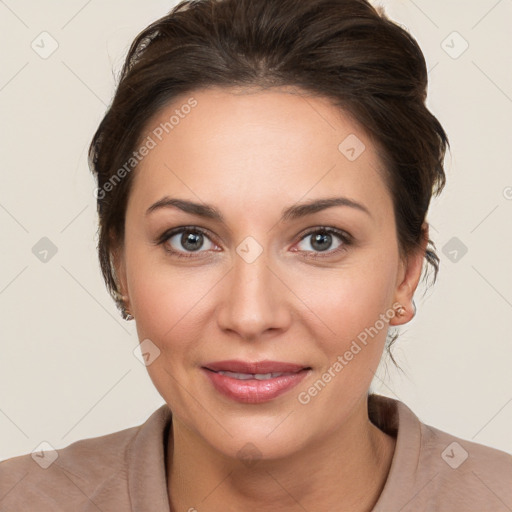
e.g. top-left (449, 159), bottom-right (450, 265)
top-left (312, 232), bottom-right (331, 252)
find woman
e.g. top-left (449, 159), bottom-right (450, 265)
top-left (1, 0), bottom-right (511, 510)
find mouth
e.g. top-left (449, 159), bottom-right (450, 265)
top-left (210, 370), bottom-right (301, 380)
top-left (203, 360), bottom-right (310, 374)
top-left (202, 360), bottom-right (311, 403)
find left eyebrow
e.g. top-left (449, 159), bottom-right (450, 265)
top-left (281, 197), bottom-right (372, 221)
top-left (145, 196), bottom-right (372, 222)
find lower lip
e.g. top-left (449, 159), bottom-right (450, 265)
top-left (202, 368), bottom-right (310, 404)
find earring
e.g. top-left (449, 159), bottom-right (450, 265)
top-left (122, 308), bottom-right (134, 321)
top-left (395, 301), bottom-right (417, 319)
top-left (396, 305), bottom-right (406, 317)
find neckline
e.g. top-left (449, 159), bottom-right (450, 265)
top-left (126, 394), bottom-right (421, 512)
top-left (368, 394), bottom-right (423, 511)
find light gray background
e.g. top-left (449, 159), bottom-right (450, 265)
top-left (1, 0), bottom-right (511, 461)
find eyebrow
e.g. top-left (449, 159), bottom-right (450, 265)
top-left (145, 196), bottom-right (372, 222)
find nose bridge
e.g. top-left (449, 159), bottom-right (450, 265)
top-left (217, 248), bottom-right (289, 339)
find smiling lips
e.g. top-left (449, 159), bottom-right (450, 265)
top-left (202, 360), bottom-right (311, 403)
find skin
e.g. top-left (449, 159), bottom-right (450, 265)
top-left (113, 86), bottom-right (428, 512)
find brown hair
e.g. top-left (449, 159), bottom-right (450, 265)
top-left (88, 0), bottom-right (449, 367)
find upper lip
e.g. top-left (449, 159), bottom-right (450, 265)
top-left (203, 360), bottom-right (310, 374)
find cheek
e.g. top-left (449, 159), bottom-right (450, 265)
top-left (299, 258), bottom-right (397, 335)
top-left (130, 265), bottom-right (213, 408)
top-left (128, 255), bottom-right (220, 358)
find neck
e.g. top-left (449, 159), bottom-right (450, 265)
top-left (167, 394), bottom-right (396, 512)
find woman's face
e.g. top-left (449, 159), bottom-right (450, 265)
top-left (115, 86), bottom-right (425, 460)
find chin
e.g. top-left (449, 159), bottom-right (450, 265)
top-left (215, 428), bottom-right (306, 465)
top-left (201, 408), bottom-right (317, 461)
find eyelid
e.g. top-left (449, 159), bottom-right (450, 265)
top-left (155, 226), bottom-right (221, 259)
top-left (295, 226), bottom-right (353, 244)
top-left (155, 225), bottom-right (216, 246)
top-left (291, 226), bottom-right (353, 258)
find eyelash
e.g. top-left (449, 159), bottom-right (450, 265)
top-left (155, 226), bottom-right (353, 260)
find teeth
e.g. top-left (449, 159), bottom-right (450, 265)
top-left (217, 371), bottom-right (287, 380)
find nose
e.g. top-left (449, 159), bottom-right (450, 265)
top-left (216, 250), bottom-right (292, 341)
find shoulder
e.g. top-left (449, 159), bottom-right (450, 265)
top-left (371, 395), bottom-right (512, 512)
top-left (0, 406), bottom-right (170, 512)
top-left (417, 419), bottom-right (512, 510)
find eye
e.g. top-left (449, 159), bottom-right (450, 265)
top-left (294, 227), bottom-right (352, 258)
top-left (155, 225), bottom-right (352, 260)
top-left (156, 226), bottom-right (219, 258)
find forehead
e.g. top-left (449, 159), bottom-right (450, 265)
top-left (128, 86), bottom-right (391, 220)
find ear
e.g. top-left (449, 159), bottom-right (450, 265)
top-left (388, 222), bottom-right (429, 326)
top-left (111, 239), bottom-right (130, 307)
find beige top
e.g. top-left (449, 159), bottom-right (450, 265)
top-left (1, 394), bottom-right (511, 511)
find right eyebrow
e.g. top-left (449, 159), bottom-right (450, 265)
top-left (146, 197), bottom-right (224, 221)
